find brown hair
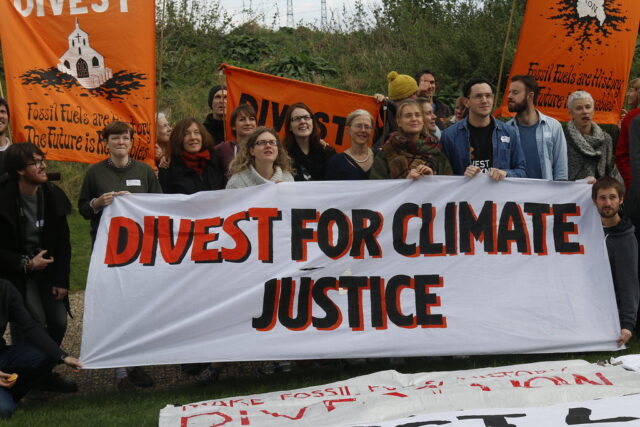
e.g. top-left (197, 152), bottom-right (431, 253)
top-left (169, 117), bottom-right (213, 157)
top-left (4, 142), bottom-right (44, 181)
top-left (282, 102), bottom-right (322, 152)
top-left (229, 126), bottom-right (292, 175)
top-left (592, 176), bottom-right (625, 200)
top-left (102, 121), bottom-right (133, 140)
top-left (230, 104), bottom-right (257, 138)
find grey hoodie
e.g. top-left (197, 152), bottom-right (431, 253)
top-left (604, 216), bottom-right (640, 331)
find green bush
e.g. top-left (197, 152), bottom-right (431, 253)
top-left (264, 53), bottom-right (338, 80)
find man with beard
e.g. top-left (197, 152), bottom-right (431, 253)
top-left (0, 143), bottom-right (77, 392)
top-left (506, 75), bottom-right (567, 180)
top-left (203, 85), bottom-right (227, 146)
top-left (592, 177), bottom-right (639, 346)
top-left (414, 70), bottom-right (452, 130)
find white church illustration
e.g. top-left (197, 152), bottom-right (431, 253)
top-left (57, 19), bottom-right (112, 89)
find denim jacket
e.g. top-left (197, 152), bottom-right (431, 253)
top-left (441, 117), bottom-right (527, 177)
top-left (506, 111), bottom-right (568, 180)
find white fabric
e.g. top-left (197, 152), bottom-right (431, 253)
top-left (362, 394), bottom-right (640, 427)
top-left (159, 360), bottom-right (640, 427)
top-left (611, 354), bottom-right (640, 372)
top-left (80, 176), bottom-right (621, 368)
top-left (0, 136), bottom-right (11, 151)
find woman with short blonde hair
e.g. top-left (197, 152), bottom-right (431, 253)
top-left (564, 90), bottom-right (621, 182)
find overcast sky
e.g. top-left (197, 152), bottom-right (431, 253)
top-left (218, 0), bottom-right (381, 28)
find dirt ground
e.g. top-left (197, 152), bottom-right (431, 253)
top-left (7, 291), bottom-right (260, 393)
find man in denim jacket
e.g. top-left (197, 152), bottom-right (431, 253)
top-left (441, 78), bottom-right (526, 181)
top-left (506, 75), bottom-right (568, 180)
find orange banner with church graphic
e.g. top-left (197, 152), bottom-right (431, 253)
top-left (495, 0), bottom-right (640, 124)
top-left (0, 1), bottom-right (155, 165)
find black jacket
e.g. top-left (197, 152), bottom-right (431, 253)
top-left (289, 143), bottom-right (336, 182)
top-left (604, 216), bottom-right (640, 331)
top-left (0, 279), bottom-right (64, 361)
top-left (159, 151), bottom-right (225, 194)
top-left (203, 114), bottom-right (225, 146)
top-left (0, 178), bottom-right (71, 298)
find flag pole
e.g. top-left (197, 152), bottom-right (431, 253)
top-left (494, 0), bottom-right (518, 110)
top-left (157, 0), bottom-right (167, 115)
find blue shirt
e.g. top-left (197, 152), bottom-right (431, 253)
top-left (517, 121), bottom-right (542, 179)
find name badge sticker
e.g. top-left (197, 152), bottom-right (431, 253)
top-left (544, 131), bottom-right (552, 138)
top-left (126, 179), bottom-right (141, 186)
top-left (500, 136), bottom-right (510, 143)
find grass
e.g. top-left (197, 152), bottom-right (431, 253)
top-left (5, 341), bottom-right (640, 426)
top-left (69, 210), bottom-right (91, 292)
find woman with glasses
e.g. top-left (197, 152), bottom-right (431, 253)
top-left (226, 127), bottom-right (294, 189)
top-left (370, 99), bottom-right (452, 179)
top-left (159, 118), bottom-right (224, 194)
top-left (326, 109), bottom-right (375, 180)
top-left (283, 102), bottom-right (335, 181)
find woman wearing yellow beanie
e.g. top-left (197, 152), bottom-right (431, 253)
top-left (372, 71), bottom-right (420, 151)
top-left (387, 71), bottom-right (418, 102)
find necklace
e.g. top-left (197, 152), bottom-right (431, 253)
top-left (347, 149), bottom-right (371, 163)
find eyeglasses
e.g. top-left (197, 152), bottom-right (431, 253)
top-left (25, 158), bottom-right (46, 168)
top-left (255, 139), bottom-right (278, 147)
top-left (291, 114), bottom-right (312, 122)
top-left (350, 124), bottom-right (373, 131)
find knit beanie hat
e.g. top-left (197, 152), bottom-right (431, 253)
top-left (208, 85), bottom-right (226, 108)
top-left (387, 71), bottom-right (418, 101)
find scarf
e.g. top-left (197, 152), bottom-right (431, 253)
top-left (566, 120), bottom-right (610, 179)
top-left (382, 132), bottom-right (444, 179)
top-left (181, 150), bottom-right (211, 175)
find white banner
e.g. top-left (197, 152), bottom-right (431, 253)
top-left (158, 360), bottom-right (640, 427)
top-left (359, 394), bottom-right (640, 427)
top-left (80, 177), bottom-right (621, 368)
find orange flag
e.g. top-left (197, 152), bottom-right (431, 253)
top-left (495, 0), bottom-right (640, 124)
top-left (221, 64), bottom-right (381, 152)
top-left (0, 1), bottom-right (156, 165)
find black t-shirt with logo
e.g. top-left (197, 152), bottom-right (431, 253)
top-left (468, 121), bottom-right (495, 172)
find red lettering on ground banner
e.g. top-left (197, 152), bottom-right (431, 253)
top-left (240, 410), bottom-right (250, 426)
top-left (323, 398), bottom-right (357, 412)
top-left (383, 392), bottom-right (408, 398)
top-left (180, 411), bottom-right (232, 427)
top-left (573, 373), bottom-right (613, 386)
top-left (469, 383), bottom-right (491, 391)
top-left (415, 380), bottom-right (444, 391)
top-left (260, 407), bottom-right (308, 420)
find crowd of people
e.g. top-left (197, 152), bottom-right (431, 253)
top-left (0, 71), bottom-right (639, 418)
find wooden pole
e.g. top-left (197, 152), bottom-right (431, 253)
top-left (494, 0), bottom-right (518, 110)
top-left (157, 0), bottom-right (168, 116)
